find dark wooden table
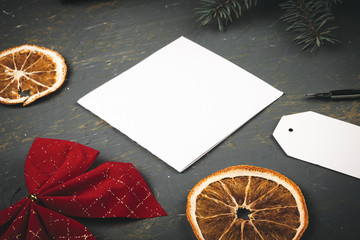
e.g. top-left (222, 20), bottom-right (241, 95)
top-left (1, 0), bottom-right (359, 239)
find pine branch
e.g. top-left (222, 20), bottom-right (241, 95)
top-left (280, 0), bottom-right (340, 52)
top-left (327, 0), bottom-right (342, 8)
top-left (196, 0), bottom-right (257, 31)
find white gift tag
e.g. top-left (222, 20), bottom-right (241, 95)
top-left (273, 111), bottom-right (360, 179)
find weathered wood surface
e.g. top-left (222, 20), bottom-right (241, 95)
top-left (0, 0), bottom-right (359, 239)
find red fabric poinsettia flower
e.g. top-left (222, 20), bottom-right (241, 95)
top-left (0, 138), bottom-right (166, 239)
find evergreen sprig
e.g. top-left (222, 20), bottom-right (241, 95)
top-left (196, 0), bottom-right (342, 52)
top-left (327, 0), bottom-right (342, 7)
top-left (280, 0), bottom-right (339, 52)
top-left (196, 0), bottom-right (257, 31)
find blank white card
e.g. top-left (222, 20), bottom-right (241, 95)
top-left (78, 36), bottom-right (283, 172)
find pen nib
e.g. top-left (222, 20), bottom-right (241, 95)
top-left (304, 92), bottom-right (331, 98)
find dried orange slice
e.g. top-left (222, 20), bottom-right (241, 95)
top-left (187, 165), bottom-right (308, 240)
top-left (0, 45), bottom-right (66, 106)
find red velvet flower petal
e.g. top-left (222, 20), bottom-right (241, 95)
top-left (25, 138), bottom-right (99, 194)
top-left (27, 203), bottom-right (50, 240)
top-left (40, 162), bottom-right (167, 218)
top-left (33, 203), bottom-right (96, 240)
top-left (0, 198), bottom-right (30, 239)
top-left (0, 199), bottom-right (96, 240)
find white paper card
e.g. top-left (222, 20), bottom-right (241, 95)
top-left (273, 111), bottom-right (360, 179)
top-left (78, 36), bottom-right (283, 172)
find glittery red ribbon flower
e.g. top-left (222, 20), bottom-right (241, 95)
top-left (0, 138), bottom-right (166, 239)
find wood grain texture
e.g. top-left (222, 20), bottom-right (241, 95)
top-left (0, 0), bottom-right (359, 239)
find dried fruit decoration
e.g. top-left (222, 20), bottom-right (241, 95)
top-left (187, 165), bottom-right (308, 240)
top-left (0, 45), bottom-right (66, 106)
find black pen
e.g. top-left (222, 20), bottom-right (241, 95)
top-left (304, 89), bottom-right (360, 99)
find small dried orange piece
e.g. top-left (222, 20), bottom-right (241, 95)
top-left (0, 45), bottom-right (66, 106)
top-left (187, 165), bottom-right (308, 240)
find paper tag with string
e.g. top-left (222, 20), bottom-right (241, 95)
top-left (273, 111), bottom-right (360, 179)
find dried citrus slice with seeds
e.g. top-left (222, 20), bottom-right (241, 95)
top-left (187, 165), bottom-right (308, 240)
top-left (0, 45), bottom-right (66, 106)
